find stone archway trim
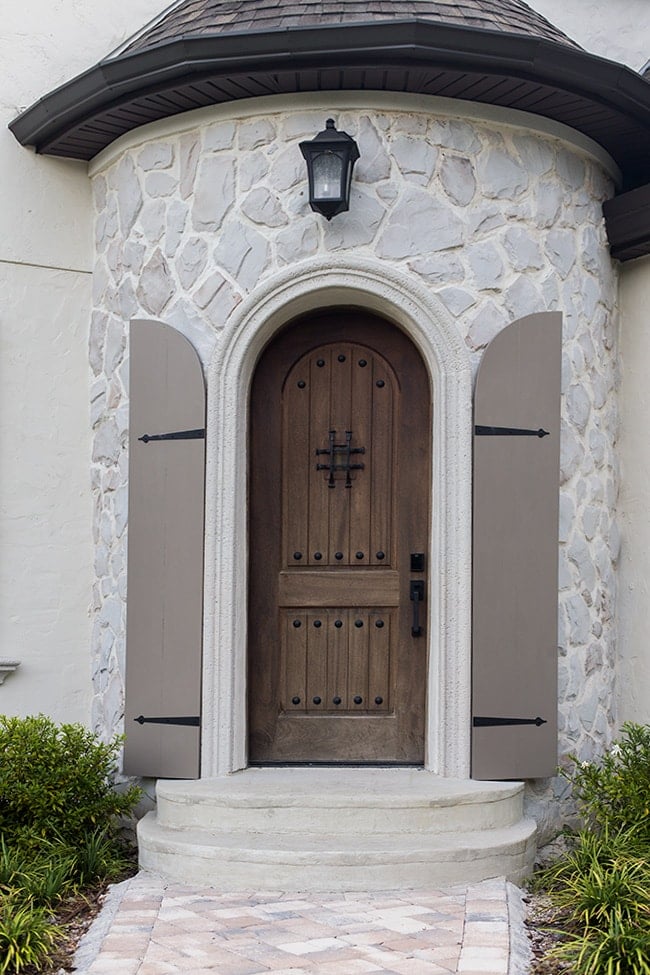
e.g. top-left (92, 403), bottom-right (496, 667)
top-left (201, 257), bottom-right (473, 778)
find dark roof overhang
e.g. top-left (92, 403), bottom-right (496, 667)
top-left (9, 19), bottom-right (650, 260)
top-left (603, 184), bottom-right (650, 262)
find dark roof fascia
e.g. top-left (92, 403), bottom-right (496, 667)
top-left (10, 19), bottom-right (650, 168)
top-left (604, 183), bottom-right (650, 262)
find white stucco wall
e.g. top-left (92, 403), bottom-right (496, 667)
top-left (618, 255), bottom-right (650, 727)
top-left (528, 0), bottom-right (649, 71)
top-left (0, 0), bottom-right (166, 723)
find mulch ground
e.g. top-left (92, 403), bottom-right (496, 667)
top-left (525, 890), bottom-right (573, 974)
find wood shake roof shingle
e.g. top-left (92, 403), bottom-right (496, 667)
top-left (122, 0), bottom-right (578, 54)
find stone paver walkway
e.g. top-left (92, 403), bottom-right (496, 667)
top-left (74, 873), bottom-right (530, 975)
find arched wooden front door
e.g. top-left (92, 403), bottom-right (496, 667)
top-left (248, 310), bottom-right (431, 764)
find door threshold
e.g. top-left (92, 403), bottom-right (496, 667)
top-left (248, 761), bottom-right (424, 768)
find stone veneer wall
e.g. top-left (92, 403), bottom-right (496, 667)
top-left (90, 103), bottom-right (619, 837)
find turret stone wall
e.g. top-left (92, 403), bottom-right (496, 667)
top-left (89, 99), bottom-right (619, 836)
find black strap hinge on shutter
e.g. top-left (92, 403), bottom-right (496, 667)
top-left (134, 715), bottom-right (200, 727)
top-left (475, 425), bottom-right (549, 438)
top-left (139, 428), bottom-right (205, 444)
top-left (473, 716), bottom-right (547, 727)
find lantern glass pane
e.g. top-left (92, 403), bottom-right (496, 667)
top-left (312, 150), bottom-right (343, 199)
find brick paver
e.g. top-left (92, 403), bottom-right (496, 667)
top-left (75, 874), bottom-right (523, 975)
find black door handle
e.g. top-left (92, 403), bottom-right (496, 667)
top-left (410, 580), bottom-right (424, 637)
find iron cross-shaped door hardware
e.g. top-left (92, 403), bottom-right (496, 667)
top-left (315, 430), bottom-right (365, 488)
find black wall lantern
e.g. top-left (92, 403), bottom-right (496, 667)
top-left (300, 119), bottom-right (360, 220)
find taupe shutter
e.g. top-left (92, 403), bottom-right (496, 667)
top-left (472, 312), bottom-right (561, 780)
top-left (123, 320), bottom-right (205, 779)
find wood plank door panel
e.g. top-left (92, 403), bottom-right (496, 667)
top-left (249, 310), bottom-right (431, 764)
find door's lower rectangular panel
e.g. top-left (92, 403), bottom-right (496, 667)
top-left (282, 609), bottom-right (393, 714)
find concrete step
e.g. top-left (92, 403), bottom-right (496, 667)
top-left (155, 768), bottom-right (525, 834)
top-left (138, 769), bottom-right (536, 890)
top-left (138, 814), bottom-right (537, 890)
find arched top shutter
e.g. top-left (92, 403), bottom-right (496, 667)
top-left (123, 320), bottom-right (205, 779)
top-left (472, 312), bottom-right (561, 780)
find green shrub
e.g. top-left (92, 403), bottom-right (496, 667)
top-left (0, 839), bottom-right (75, 908)
top-left (538, 826), bottom-right (649, 894)
top-left (550, 844), bottom-right (650, 930)
top-left (567, 722), bottom-right (650, 836)
top-left (0, 715), bottom-right (140, 850)
top-left (535, 724), bottom-right (650, 975)
top-left (73, 828), bottom-right (133, 886)
top-left (0, 896), bottom-right (61, 974)
top-left (549, 906), bottom-right (650, 975)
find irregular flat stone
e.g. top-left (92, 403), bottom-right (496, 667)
top-left (241, 187), bottom-right (289, 227)
top-left (213, 221), bottom-right (270, 292)
top-left (145, 171), bottom-right (177, 198)
top-left (179, 133), bottom-right (200, 200)
top-left (139, 199), bottom-right (166, 243)
top-left (136, 248), bottom-right (174, 316)
top-left (204, 120), bottom-right (236, 151)
top-left (566, 383), bottom-right (591, 432)
top-left (93, 418), bottom-right (122, 465)
top-left (116, 155), bottom-right (143, 235)
top-left (391, 134), bottom-right (437, 179)
top-left (104, 319), bottom-right (126, 378)
top-left (479, 148), bottom-right (528, 199)
top-left (164, 200), bottom-right (188, 257)
top-left (409, 252), bottom-right (465, 284)
top-left (503, 227), bottom-right (543, 271)
top-left (177, 237), bottom-right (208, 291)
top-left (239, 118), bottom-right (277, 150)
top-left (377, 188), bottom-right (464, 259)
top-left (466, 301), bottom-right (505, 350)
top-left (557, 149), bottom-right (586, 189)
top-left (355, 116), bottom-right (391, 183)
top-left (239, 150), bottom-right (270, 192)
top-left (276, 220), bottom-right (320, 264)
top-left (438, 287), bottom-right (476, 316)
top-left (545, 229), bottom-right (576, 279)
top-left (323, 188), bottom-right (385, 250)
top-left (466, 240), bottom-right (504, 289)
top-left (268, 144), bottom-right (303, 192)
top-left (192, 156), bottom-right (235, 231)
top-left (138, 143), bottom-right (174, 171)
top-left (440, 156), bottom-right (476, 206)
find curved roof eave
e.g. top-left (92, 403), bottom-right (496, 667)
top-left (9, 20), bottom-right (650, 191)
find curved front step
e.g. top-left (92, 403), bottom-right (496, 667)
top-left (138, 814), bottom-right (537, 890)
top-left (155, 768), bottom-right (525, 834)
top-left (138, 770), bottom-right (537, 890)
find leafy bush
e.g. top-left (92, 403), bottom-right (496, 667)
top-left (0, 717), bottom-right (141, 972)
top-left (534, 724), bottom-right (650, 975)
top-left (568, 722), bottom-right (650, 837)
top-left (0, 715), bottom-right (140, 850)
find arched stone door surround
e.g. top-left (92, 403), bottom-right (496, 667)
top-left (201, 257), bottom-right (473, 778)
